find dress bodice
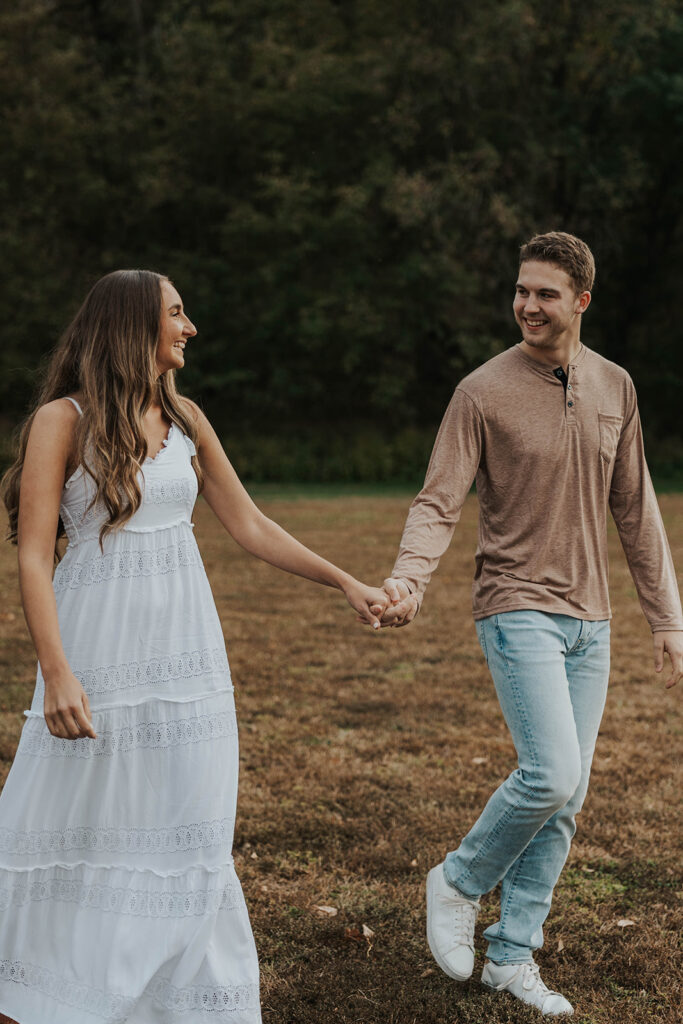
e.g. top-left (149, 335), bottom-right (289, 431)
top-left (59, 421), bottom-right (199, 547)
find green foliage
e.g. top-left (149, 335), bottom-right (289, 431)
top-left (223, 425), bottom-right (432, 483)
top-left (1, 0), bottom-right (682, 476)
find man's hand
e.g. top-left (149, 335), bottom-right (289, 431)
top-left (368, 577), bottom-right (420, 628)
top-left (653, 630), bottom-right (683, 688)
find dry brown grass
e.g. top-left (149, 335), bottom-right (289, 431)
top-left (0, 492), bottom-right (681, 1024)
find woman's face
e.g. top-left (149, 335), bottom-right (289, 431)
top-left (155, 279), bottom-right (197, 377)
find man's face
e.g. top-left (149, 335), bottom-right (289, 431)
top-left (513, 260), bottom-right (590, 352)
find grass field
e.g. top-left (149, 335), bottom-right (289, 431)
top-left (0, 491), bottom-right (681, 1024)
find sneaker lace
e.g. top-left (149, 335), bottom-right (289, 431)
top-left (521, 963), bottom-right (556, 998)
top-left (451, 901), bottom-right (477, 945)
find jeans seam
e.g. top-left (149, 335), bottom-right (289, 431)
top-left (498, 841), bottom-right (533, 934)
top-left (476, 618), bottom-right (489, 663)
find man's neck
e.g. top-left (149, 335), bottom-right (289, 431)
top-left (519, 335), bottom-right (582, 371)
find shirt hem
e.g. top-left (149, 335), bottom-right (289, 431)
top-left (472, 599), bottom-right (612, 623)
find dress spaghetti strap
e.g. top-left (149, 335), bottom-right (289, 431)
top-left (64, 396), bottom-right (83, 415)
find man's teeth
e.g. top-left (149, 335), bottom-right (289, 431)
top-left (526, 320), bottom-right (547, 326)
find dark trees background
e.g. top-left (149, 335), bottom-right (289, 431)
top-left (2, 0), bottom-right (682, 478)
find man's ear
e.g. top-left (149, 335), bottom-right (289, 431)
top-left (576, 290), bottom-right (591, 314)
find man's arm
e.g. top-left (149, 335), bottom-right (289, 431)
top-left (379, 388), bottom-right (483, 626)
top-left (609, 381), bottom-right (683, 686)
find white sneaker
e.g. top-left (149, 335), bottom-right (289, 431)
top-left (426, 863), bottom-right (480, 981)
top-left (481, 960), bottom-right (574, 1016)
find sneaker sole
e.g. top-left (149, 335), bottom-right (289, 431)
top-left (425, 866), bottom-right (473, 982)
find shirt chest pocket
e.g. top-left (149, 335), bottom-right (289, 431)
top-left (598, 412), bottom-right (623, 463)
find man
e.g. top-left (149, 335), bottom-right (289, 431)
top-left (376, 232), bottom-right (683, 1016)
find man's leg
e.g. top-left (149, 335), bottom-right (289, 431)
top-left (483, 617), bottom-right (610, 964)
top-left (428, 611), bottom-right (588, 992)
top-left (442, 611), bottom-right (588, 913)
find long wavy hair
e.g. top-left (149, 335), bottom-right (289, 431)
top-left (1, 269), bottom-right (203, 559)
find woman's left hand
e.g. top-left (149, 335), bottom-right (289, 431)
top-left (343, 581), bottom-right (390, 630)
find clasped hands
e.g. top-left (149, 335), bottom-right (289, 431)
top-left (348, 577), bottom-right (419, 630)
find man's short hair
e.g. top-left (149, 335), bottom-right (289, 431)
top-left (519, 231), bottom-right (595, 294)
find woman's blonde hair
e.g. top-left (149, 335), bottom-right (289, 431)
top-left (1, 269), bottom-right (203, 558)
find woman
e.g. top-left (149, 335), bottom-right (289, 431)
top-left (0, 270), bottom-right (390, 1024)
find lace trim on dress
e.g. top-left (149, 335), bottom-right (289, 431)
top-left (18, 707), bottom-right (237, 759)
top-left (60, 493), bottom-right (107, 540)
top-left (0, 873), bottom-right (244, 918)
top-left (62, 475), bottom-right (196, 534)
top-left (67, 646), bottom-right (229, 697)
top-left (143, 475), bottom-right (198, 504)
top-left (0, 958), bottom-right (136, 1021)
top-left (53, 539), bottom-right (202, 592)
top-left (0, 959), bottom-right (259, 1021)
top-left (149, 976), bottom-right (261, 1016)
top-left (0, 818), bottom-right (233, 856)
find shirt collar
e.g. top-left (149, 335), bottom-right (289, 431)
top-left (512, 342), bottom-right (586, 378)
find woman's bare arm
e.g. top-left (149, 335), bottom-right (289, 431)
top-left (17, 400), bottom-right (95, 739)
top-left (183, 400), bottom-right (388, 627)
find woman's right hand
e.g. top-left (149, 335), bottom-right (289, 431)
top-left (43, 670), bottom-right (97, 740)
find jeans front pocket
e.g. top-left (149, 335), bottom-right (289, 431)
top-left (598, 412), bottom-right (623, 463)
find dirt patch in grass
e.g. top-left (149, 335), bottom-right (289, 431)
top-left (0, 493), bottom-right (681, 1024)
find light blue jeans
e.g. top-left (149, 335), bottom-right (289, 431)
top-left (444, 611), bottom-right (610, 965)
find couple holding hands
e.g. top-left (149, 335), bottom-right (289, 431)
top-left (0, 231), bottom-right (680, 1023)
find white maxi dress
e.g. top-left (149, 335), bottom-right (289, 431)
top-left (0, 398), bottom-right (261, 1024)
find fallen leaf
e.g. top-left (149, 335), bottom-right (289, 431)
top-left (410, 858), bottom-right (418, 867)
top-left (616, 918), bottom-right (635, 928)
top-left (362, 924), bottom-right (375, 939)
top-left (557, 939), bottom-right (565, 952)
top-left (314, 905), bottom-right (338, 916)
top-left (471, 756), bottom-right (488, 765)
top-left (582, 866), bottom-right (595, 873)
top-left (420, 968), bottom-right (435, 978)
top-left (250, 852), bottom-right (258, 860)
top-left (344, 927), bottom-right (363, 942)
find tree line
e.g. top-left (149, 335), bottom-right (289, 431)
top-left (2, 0), bottom-right (682, 480)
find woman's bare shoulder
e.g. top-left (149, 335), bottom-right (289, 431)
top-left (34, 397), bottom-right (81, 425)
top-left (29, 398), bottom-right (80, 453)
top-left (177, 397), bottom-right (219, 454)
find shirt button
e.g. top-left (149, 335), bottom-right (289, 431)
top-left (567, 401), bottom-right (574, 407)
top-left (567, 384), bottom-right (572, 390)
